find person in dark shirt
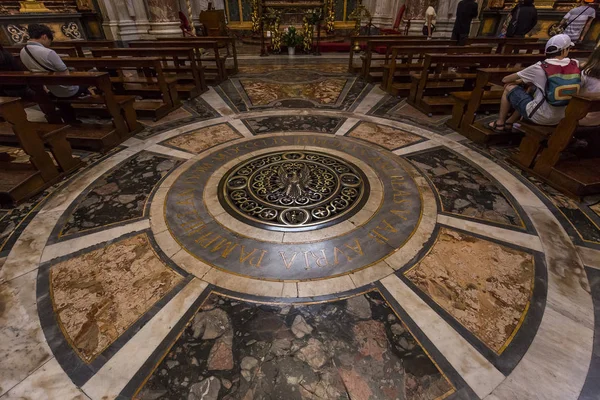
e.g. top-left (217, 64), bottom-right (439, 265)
top-left (0, 44), bottom-right (34, 100)
top-left (452, 0), bottom-right (479, 45)
top-left (507, 0), bottom-right (538, 37)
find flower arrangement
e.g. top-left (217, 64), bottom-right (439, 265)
top-left (281, 26), bottom-right (304, 48)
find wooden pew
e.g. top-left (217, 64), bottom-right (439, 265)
top-left (90, 48), bottom-right (206, 98)
top-left (53, 40), bottom-right (116, 57)
top-left (359, 39), bottom-right (458, 79)
top-left (0, 72), bottom-right (140, 152)
top-left (5, 46), bottom-right (78, 58)
top-left (512, 94), bottom-right (600, 196)
top-left (457, 49), bottom-right (593, 142)
top-left (128, 40), bottom-right (226, 82)
top-left (357, 37), bottom-right (541, 80)
top-left (347, 35), bottom-right (428, 73)
top-left (408, 53), bottom-right (551, 116)
top-left (501, 42), bottom-right (545, 55)
top-left (156, 36), bottom-right (238, 75)
top-left (62, 57), bottom-right (180, 121)
top-left (382, 45), bottom-right (495, 95)
top-left (0, 97), bottom-right (83, 205)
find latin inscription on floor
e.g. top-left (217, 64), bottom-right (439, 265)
top-left (165, 135), bottom-right (423, 280)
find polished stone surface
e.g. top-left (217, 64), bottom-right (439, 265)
top-left (347, 121), bottom-right (424, 150)
top-left (163, 124), bottom-right (242, 155)
top-left (50, 234), bottom-right (182, 362)
top-left (405, 228), bottom-right (534, 353)
top-left (219, 150), bottom-right (368, 230)
top-left (408, 149), bottom-right (524, 228)
top-left (164, 135), bottom-right (421, 280)
top-left (59, 152), bottom-right (179, 238)
top-left (0, 58), bottom-right (598, 400)
top-left (137, 291), bottom-right (453, 400)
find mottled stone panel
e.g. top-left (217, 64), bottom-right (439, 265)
top-left (405, 228), bottom-right (534, 353)
top-left (50, 234), bottom-right (183, 362)
top-left (240, 78), bottom-right (347, 106)
top-left (61, 152), bottom-right (179, 237)
top-left (243, 116), bottom-right (345, 135)
top-left (163, 124), bottom-right (243, 155)
top-left (408, 149), bottom-right (524, 227)
top-left (137, 292), bottom-right (453, 399)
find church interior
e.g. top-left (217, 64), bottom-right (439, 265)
top-left (0, 0), bottom-right (599, 399)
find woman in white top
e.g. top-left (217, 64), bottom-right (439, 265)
top-left (425, 3), bottom-right (437, 40)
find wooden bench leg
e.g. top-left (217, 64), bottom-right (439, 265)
top-left (122, 103), bottom-right (141, 134)
top-left (510, 135), bottom-right (545, 169)
top-left (45, 132), bottom-right (83, 173)
top-left (447, 100), bottom-right (467, 130)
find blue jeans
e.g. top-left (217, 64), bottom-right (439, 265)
top-left (507, 86), bottom-right (534, 121)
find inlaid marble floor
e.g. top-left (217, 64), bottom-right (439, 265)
top-left (1, 58), bottom-right (599, 400)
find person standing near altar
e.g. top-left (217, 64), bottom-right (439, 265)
top-left (451, 0), bottom-right (479, 45)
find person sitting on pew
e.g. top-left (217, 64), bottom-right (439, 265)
top-left (0, 44), bottom-right (34, 100)
top-left (579, 45), bottom-right (600, 127)
top-left (20, 24), bottom-right (90, 122)
top-left (488, 34), bottom-right (582, 132)
top-left (19, 24), bottom-right (89, 99)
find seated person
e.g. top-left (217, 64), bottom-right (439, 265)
top-left (579, 45), bottom-right (600, 127)
top-left (0, 44), bottom-right (34, 100)
top-left (19, 24), bottom-right (88, 99)
top-left (489, 34), bottom-right (581, 132)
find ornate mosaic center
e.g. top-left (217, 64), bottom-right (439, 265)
top-left (219, 151), bottom-right (369, 231)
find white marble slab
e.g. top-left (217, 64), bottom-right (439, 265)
top-left (393, 140), bottom-right (438, 156)
top-left (201, 87), bottom-right (235, 116)
top-left (577, 246), bottom-right (600, 270)
top-left (145, 144), bottom-right (194, 160)
top-left (40, 219), bottom-right (151, 264)
top-left (437, 214), bottom-right (544, 252)
top-left (0, 210), bottom-right (61, 284)
top-left (352, 86), bottom-right (387, 115)
top-left (0, 271), bottom-right (53, 397)
top-left (334, 117), bottom-right (360, 136)
top-left (1, 358), bottom-right (88, 400)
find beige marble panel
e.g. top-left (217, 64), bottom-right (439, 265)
top-left (50, 234), bottom-right (183, 363)
top-left (82, 279), bottom-right (208, 399)
top-left (240, 78), bottom-right (347, 106)
top-left (381, 274), bottom-right (505, 398)
top-left (348, 122), bottom-right (423, 150)
top-left (163, 123), bottom-right (243, 155)
top-left (405, 228), bottom-right (534, 353)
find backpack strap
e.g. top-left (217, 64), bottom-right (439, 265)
top-left (23, 46), bottom-right (54, 73)
top-left (527, 61), bottom-right (548, 119)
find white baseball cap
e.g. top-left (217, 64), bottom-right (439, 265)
top-left (545, 34), bottom-right (575, 53)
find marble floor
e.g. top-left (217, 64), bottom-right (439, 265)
top-left (1, 57), bottom-right (599, 400)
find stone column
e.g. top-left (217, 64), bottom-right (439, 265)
top-left (364, 0), bottom-right (401, 29)
top-left (436, 0), bottom-right (461, 36)
top-left (147, 0), bottom-right (182, 38)
top-left (97, 0), bottom-right (151, 41)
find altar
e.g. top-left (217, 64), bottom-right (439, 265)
top-left (0, 0), bottom-right (103, 44)
top-left (224, 0), bottom-right (358, 31)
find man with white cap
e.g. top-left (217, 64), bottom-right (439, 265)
top-left (488, 34), bottom-right (582, 132)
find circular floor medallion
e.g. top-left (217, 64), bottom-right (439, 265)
top-left (163, 134), bottom-right (426, 281)
top-left (219, 150), bottom-right (369, 231)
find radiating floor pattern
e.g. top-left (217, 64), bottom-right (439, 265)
top-left (1, 57), bottom-right (599, 400)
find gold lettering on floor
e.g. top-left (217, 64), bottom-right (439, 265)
top-left (369, 219), bottom-right (398, 244)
